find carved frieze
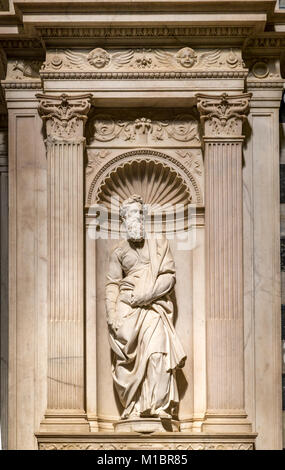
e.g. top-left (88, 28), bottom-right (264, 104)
top-left (41, 47), bottom-right (246, 79)
top-left (196, 93), bottom-right (251, 138)
top-left (37, 93), bottom-right (92, 140)
top-left (39, 441), bottom-right (254, 450)
top-left (87, 109), bottom-right (201, 147)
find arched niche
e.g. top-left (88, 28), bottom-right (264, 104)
top-left (85, 150), bottom-right (205, 432)
top-left (86, 149), bottom-right (203, 209)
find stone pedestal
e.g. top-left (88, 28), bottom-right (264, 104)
top-left (36, 432), bottom-right (257, 450)
top-left (114, 418), bottom-right (180, 434)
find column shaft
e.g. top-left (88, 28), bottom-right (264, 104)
top-left (205, 140), bottom-right (243, 411)
top-left (47, 139), bottom-right (84, 410)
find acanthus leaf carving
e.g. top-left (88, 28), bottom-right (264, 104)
top-left (36, 93), bottom-right (92, 140)
top-left (196, 93), bottom-right (251, 138)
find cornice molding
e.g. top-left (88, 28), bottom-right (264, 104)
top-left (0, 38), bottom-right (42, 50)
top-left (37, 26), bottom-right (255, 41)
top-left (0, 1), bottom-right (282, 48)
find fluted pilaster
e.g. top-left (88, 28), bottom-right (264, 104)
top-left (197, 93), bottom-right (252, 432)
top-left (0, 127), bottom-right (8, 448)
top-left (37, 93), bottom-right (92, 431)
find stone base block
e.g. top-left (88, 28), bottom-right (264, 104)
top-left (36, 432), bottom-right (257, 450)
top-left (114, 418), bottom-right (179, 433)
top-left (40, 411), bottom-right (90, 433)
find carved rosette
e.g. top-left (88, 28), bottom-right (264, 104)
top-left (37, 93), bottom-right (92, 140)
top-left (196, 93), bottom-right (251, 138)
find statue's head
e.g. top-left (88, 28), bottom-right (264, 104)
top-left (120, 194), bottom-right (144, 242)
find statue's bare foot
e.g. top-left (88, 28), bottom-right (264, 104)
top-left (144, 408), bottom-right (172, 419)
top-left (157, 410), bottom-right (172, 419)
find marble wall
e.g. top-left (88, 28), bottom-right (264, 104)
top-left (0, 0), bottom-right (284, 451)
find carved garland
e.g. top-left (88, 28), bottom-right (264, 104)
top-left (87, 150), bottom-right (203, 207)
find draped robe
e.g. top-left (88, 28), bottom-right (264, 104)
top-left (105, 237), bottom-right (186, 418)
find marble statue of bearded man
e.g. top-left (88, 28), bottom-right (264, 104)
top-left (105, 194), bottom-right (186, 421)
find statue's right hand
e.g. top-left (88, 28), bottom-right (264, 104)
top-left (107, 316), bottom-right (121, 334)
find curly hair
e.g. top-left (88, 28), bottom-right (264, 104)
top-left (119, 194), bottom-right (144, 221)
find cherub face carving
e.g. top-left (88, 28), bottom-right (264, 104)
top-left (176, 47), bottom-right (197, 68)
top-left (87, 48), bottom-right (110, 68)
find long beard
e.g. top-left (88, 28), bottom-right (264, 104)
top-left (125, 218), bottom-right (144, 242)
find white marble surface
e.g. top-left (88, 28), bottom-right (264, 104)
top-left (0, 1), bottom-right (284, 449)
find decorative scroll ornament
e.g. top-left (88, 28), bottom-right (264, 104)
top-left (86, 149), bottom-right (111, 174)
top-left (42, 47), bottom-right (245, 75)
top-left (89, 113), bottom-right (200, 146)
top-left (196, 93), bottom-right (251, 137)
top-left (36, 93), bottom-right (92, 139)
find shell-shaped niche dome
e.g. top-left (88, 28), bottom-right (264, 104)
top-left (96, 159), bottom-right (192, 213)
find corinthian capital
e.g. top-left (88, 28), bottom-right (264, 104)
top-left (196, 93), bottom-right (251, 138)
top-left (36, 93), bottom-right (92, 140)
